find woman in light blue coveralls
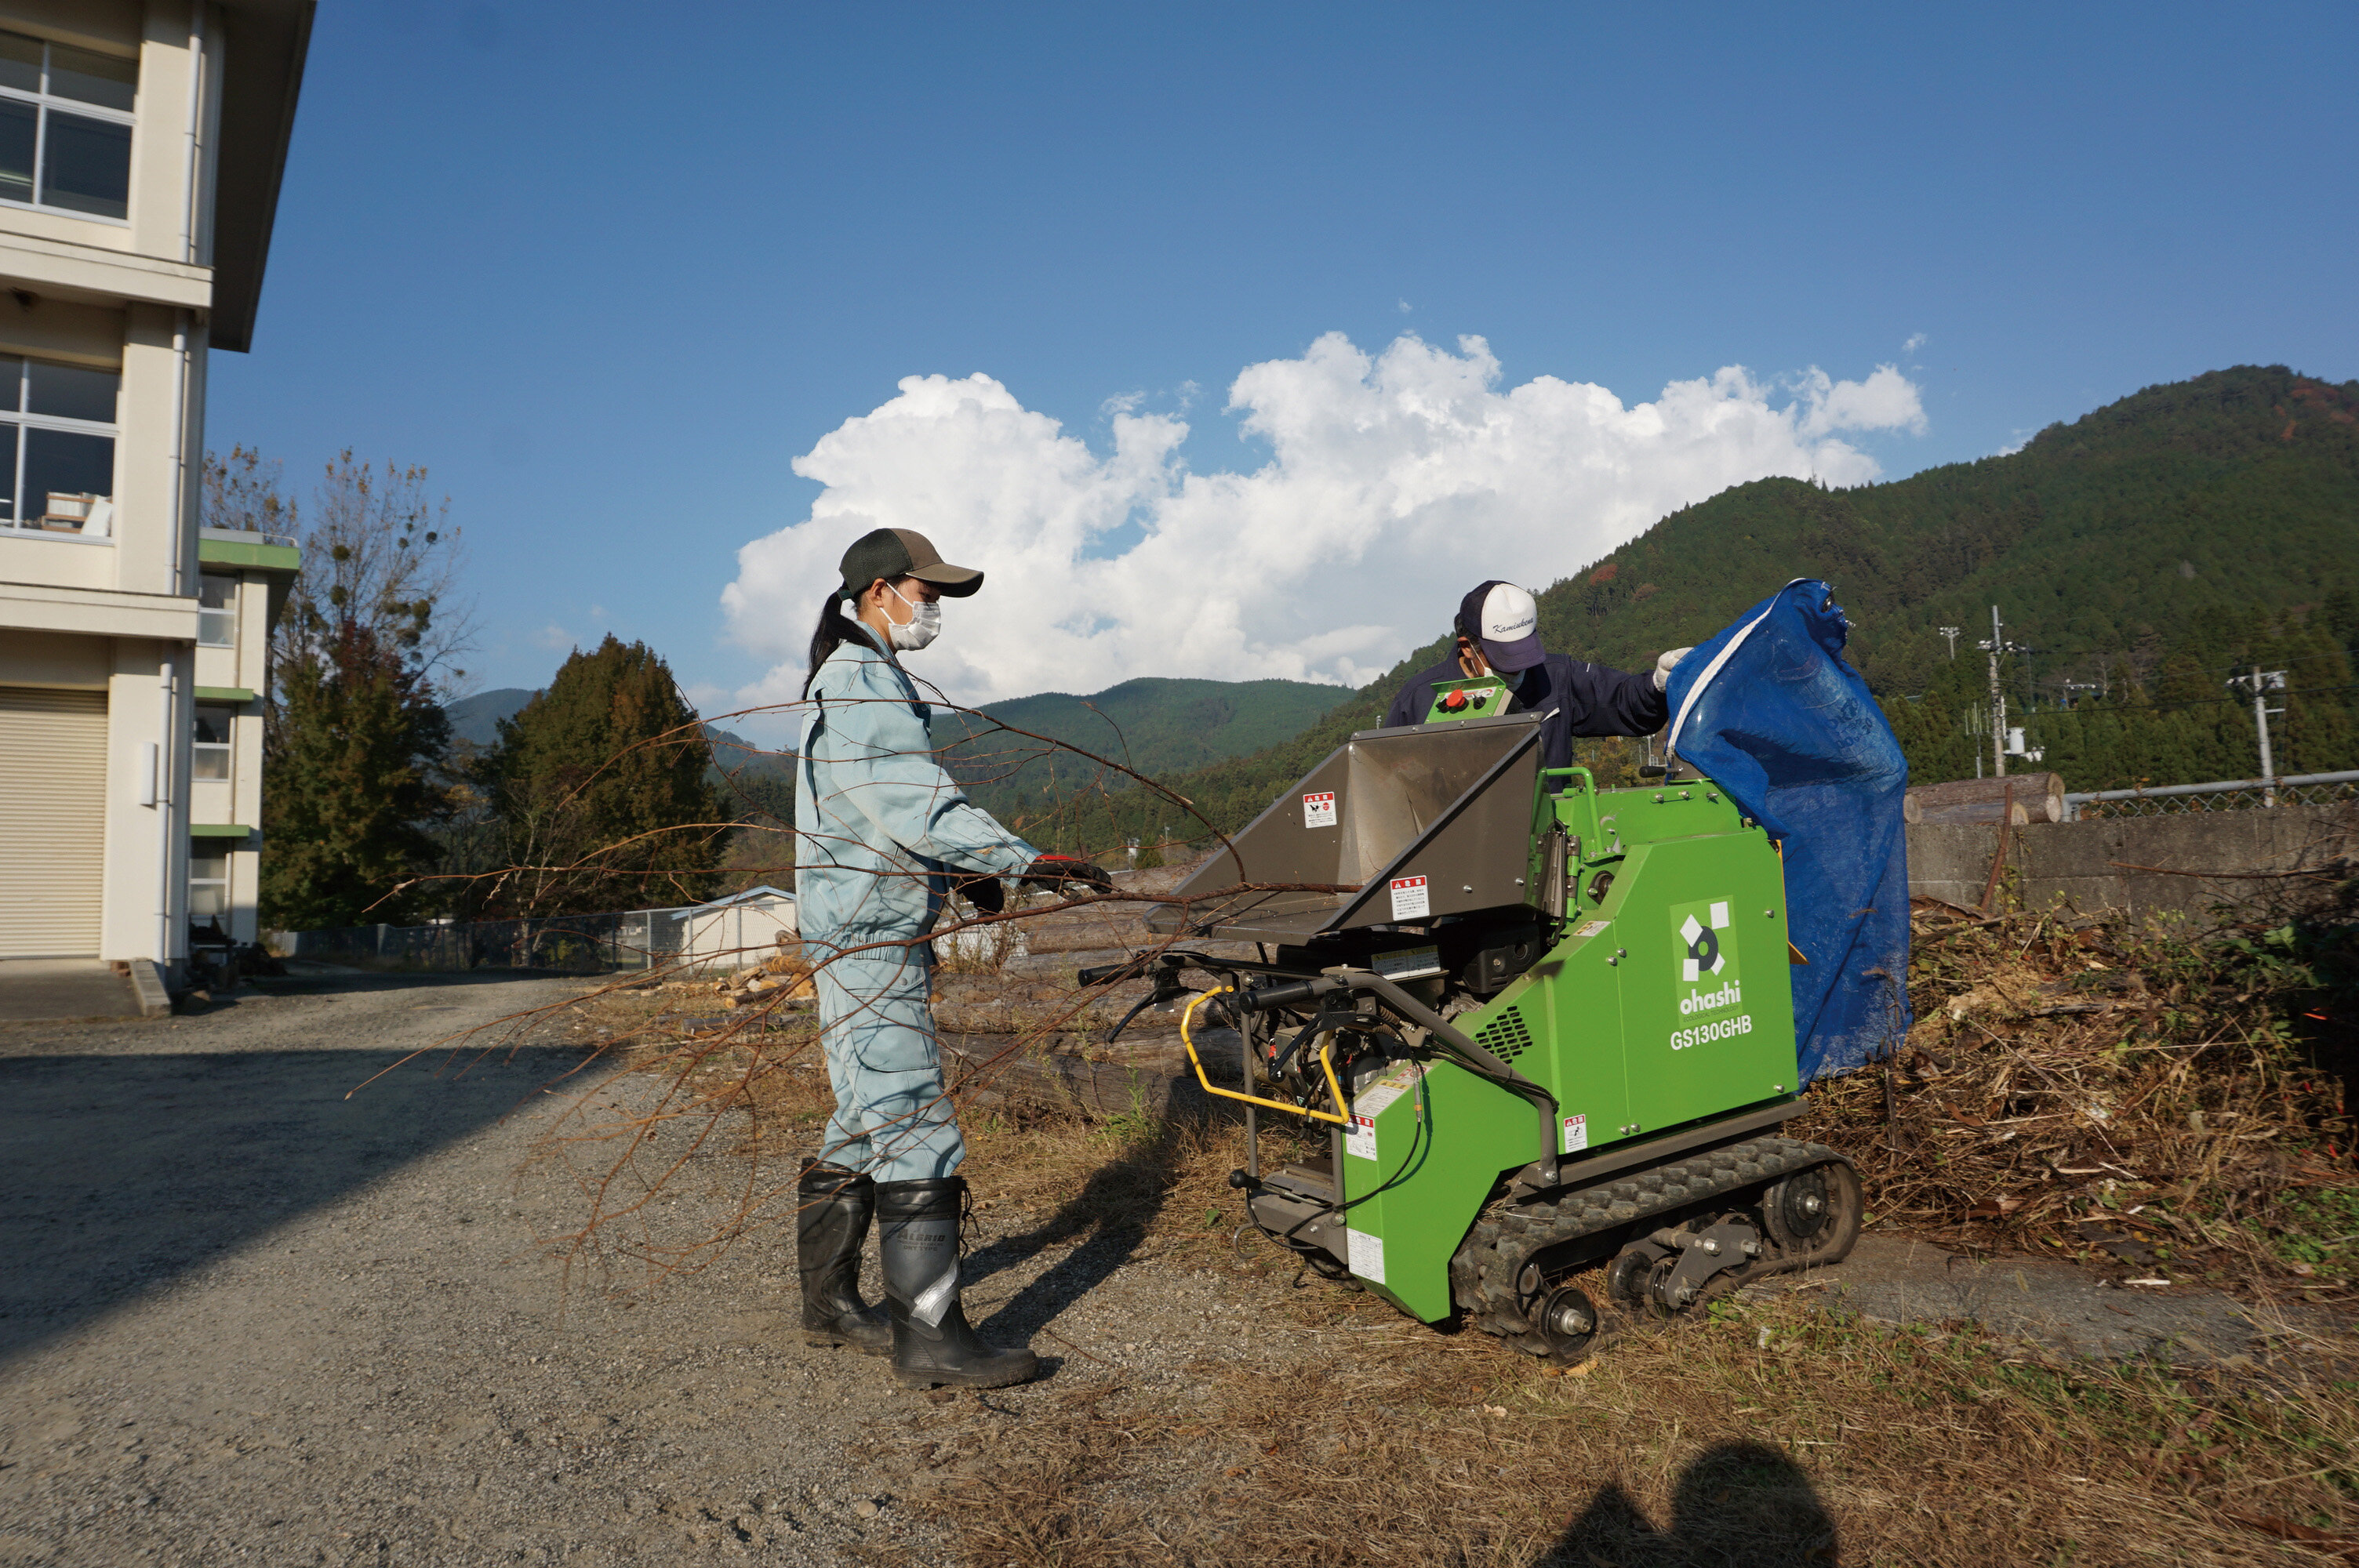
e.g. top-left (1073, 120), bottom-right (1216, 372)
top-left (793, 526), bottom-right (1110, 1390)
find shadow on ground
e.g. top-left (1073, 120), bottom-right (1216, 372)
top-left (0, 976), bottom-right (588, 1366)
top-left (961, 1112), bottom-right (1208, 1347)
top-left (1548, 1441), bottom-right (1837, 1565)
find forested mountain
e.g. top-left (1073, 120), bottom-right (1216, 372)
top-left (1006, 365), bottom-right (2359, 854)
top-left (443, 687), bottom-right (536, 747)
top-left (932, 677), bottom-right (1343, 819)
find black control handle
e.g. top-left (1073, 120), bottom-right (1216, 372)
top-left (1234, 977), bottom-right (1338, 1013)
top-left (1077, 956), bottom-right (1161, 988)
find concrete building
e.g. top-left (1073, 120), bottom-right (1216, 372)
top-left (0, 2), bottom-right (309, 974)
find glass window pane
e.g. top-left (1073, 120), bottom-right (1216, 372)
top-left (198, 573), bottom-right (236, 610)
top-left (24, 426), bottom-right (111, 520)
top-left (27, 360), bottom-right (115, 423)
top-left (46, 45), bottom-right (135, 112)
top-left (197, 610), bottom-right (234, 645)
top-left (0, 356), bottom-right (21, 412)
top-left (193, 705), bottom-right (234, 746)
top-left (0, 98), bottom-right (31, 205)
top-left (189, 880), bottom-right (227, 917)
top-left (189, 848), bottom-right (228, 878)
top-left (0, 422), bottom-right (15, 521)
top-left (0, 32), bottom-right (38, 96)
top-left (40, 111), bottom-right (129, 220)
top-left (192, 746), bottom-right (229, 780)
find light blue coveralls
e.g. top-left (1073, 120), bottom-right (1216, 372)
top-left (795, 626), bottom-right (1038, 1181)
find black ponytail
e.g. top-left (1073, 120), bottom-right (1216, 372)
top-left (803, 590), bottom-right (867, 699)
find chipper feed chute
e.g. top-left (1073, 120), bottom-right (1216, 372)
top-left (1083, 707), bottom-right (1863, 1360)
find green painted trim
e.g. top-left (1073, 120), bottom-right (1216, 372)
top-left (193, 685), bottom-right (255, 704)
top-left (189, 823), bottom-right (254, 838)
top-left (196, 536), bottom-right (301, 573)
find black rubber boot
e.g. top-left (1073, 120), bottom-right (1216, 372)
top-left (876, 1175), bottom-right (1040, 1390)
top-left (798, 1160), bottom-right (892, 1355)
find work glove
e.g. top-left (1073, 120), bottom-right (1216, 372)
top-left (1022, 854), bottom-right (1114, 894)
top-left (952, 872), bottom-right (1005, 916)
top-left (1652, 647), bottom-right (1694, 692)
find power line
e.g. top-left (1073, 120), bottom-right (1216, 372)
top-left (1934, 680), bottom-right (2359, 721)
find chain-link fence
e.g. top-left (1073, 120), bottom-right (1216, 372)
top-left (2064, 770), bottom-right (2359, 820)
top-left (271, 898), bottom-right (798, 975)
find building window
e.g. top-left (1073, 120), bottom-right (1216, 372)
top-left (189, 845), bottom-right (229, 920)
top-left (0, 31), bottom-right (135, 221)
top-left (198, 574), bottom-right (237, 644)
top-left (192, 704), bottom-right (234, 781)
top-left (0, 354), bottom-right (117, 534)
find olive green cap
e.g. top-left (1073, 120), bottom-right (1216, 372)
top-left (837, 527), bottom-right (984, 597)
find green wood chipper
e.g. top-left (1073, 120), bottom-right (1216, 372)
top-left (1078, 699), bottom-right (1863, 1360)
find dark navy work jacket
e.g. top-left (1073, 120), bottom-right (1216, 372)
top-left (1381, 652), bottom-right (1667, 771)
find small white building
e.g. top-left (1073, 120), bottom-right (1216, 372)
top-left (0, 2), bottom-right (310, 973)
top-left (681, 884), bottom-right (797, 969)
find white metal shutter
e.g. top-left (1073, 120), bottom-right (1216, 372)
top-left (0, 687), bottom-right (109, 956)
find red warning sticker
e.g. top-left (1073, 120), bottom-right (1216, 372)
top-left (1389, 874), bottom-right (1430, 920)
top-left (1302, 790), bottom-right (1337, 829)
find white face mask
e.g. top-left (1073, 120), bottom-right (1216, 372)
top-left (885, 581), bottom-right (941, 652)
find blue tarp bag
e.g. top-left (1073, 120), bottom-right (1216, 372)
top-left (1663, 579), bottom-right (1911, 1081)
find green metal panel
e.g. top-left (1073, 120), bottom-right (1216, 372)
top-left (1512, 912), bottom-right (1631, 1160)
top-left (192, 685), bottom-right (256, 704)
top-left (1608, 836), bottom-right (1799, 1136)
top-left (196, 536), bottom-right (301, 574)
top-left (1422, 674), bottom-right (1508, 723)
top-left (189, 823), bottom-right (253, 838)
top-left (1339, 1054), bottom-right (1534, 1322)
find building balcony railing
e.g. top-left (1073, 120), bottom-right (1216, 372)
top-left (200, 524), bottom-right (298, 550)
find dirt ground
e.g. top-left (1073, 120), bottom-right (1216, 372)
top-left (0, 967), bottom-right (2348, 1566)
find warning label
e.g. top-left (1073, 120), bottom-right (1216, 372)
top-left (1574, 919), bottom-right (1611, 938)
top-left (1389, 875), bottom-right (1430, 920)
top-left (1302, 790), bottom-right (1337, 829)
top-left (1372, 944), bottom-right (1442, 982)
top-left (1347, 1229), bottom-right (1385, 1284)
top-left (1347, 1062), bottom-right (1426, 1165)
top-left (1561, 1113), bottom-right (1589, 1154)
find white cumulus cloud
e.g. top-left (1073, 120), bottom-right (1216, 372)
top-left (721, 332), bottom-right (1925, 711)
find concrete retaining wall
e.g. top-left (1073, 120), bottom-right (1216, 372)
top-left (1907, 802), bottom-right (2354, 923)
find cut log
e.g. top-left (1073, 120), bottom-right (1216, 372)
top-left (1904, 773), bottom-right (2064, 825)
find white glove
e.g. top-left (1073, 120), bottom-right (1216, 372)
top-left (1651, 647), bottom-right (1693, 692)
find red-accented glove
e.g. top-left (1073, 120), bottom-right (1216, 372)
top-left (952, 873), bottom-right (1005, 915)
top-left (1022, 854), bottom-right (1113, 894)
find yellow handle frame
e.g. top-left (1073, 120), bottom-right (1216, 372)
top-left (1178, 985), bottom-right (1350, 1126)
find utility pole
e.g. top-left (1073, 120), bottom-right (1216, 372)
top-left (2227, 667), bottom-right (2288, 805)
top-left (1976, 605), bottom-right (2027, 779)
top-left (1938, 626), bottom-right (1961, 661)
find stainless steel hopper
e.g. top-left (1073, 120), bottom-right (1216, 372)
top-left (1144, 711), bottom-right (1544, 945)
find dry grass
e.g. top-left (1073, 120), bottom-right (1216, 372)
top-left (879, 1290), bottom-right (2359, 1567)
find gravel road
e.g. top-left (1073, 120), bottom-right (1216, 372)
top-left (0, 969), bottom-right (1285, 1567)
top-left (0, 968), bottom-right (2308, 1567)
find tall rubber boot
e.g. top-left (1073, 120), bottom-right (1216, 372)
top-left (876, 1176), bottom-right (1040, 1390)
top-left (797, 1159), bottom-right (892, 1355)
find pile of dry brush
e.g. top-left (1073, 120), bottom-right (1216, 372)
top-left (1796, 897), bottom-right (2357, 1297)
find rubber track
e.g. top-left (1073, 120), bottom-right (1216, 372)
top-left (1449, 1134), bottom-right (1845, 1351)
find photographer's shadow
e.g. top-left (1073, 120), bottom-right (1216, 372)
top-left (1550, 1441), bottom-right (1839, 1566)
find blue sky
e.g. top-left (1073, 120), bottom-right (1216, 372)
top-left (207, 2), bottom-right (2359, 713)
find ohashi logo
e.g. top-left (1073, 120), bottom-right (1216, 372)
top-left (1673, 898), bottom-right (1741, 1016)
